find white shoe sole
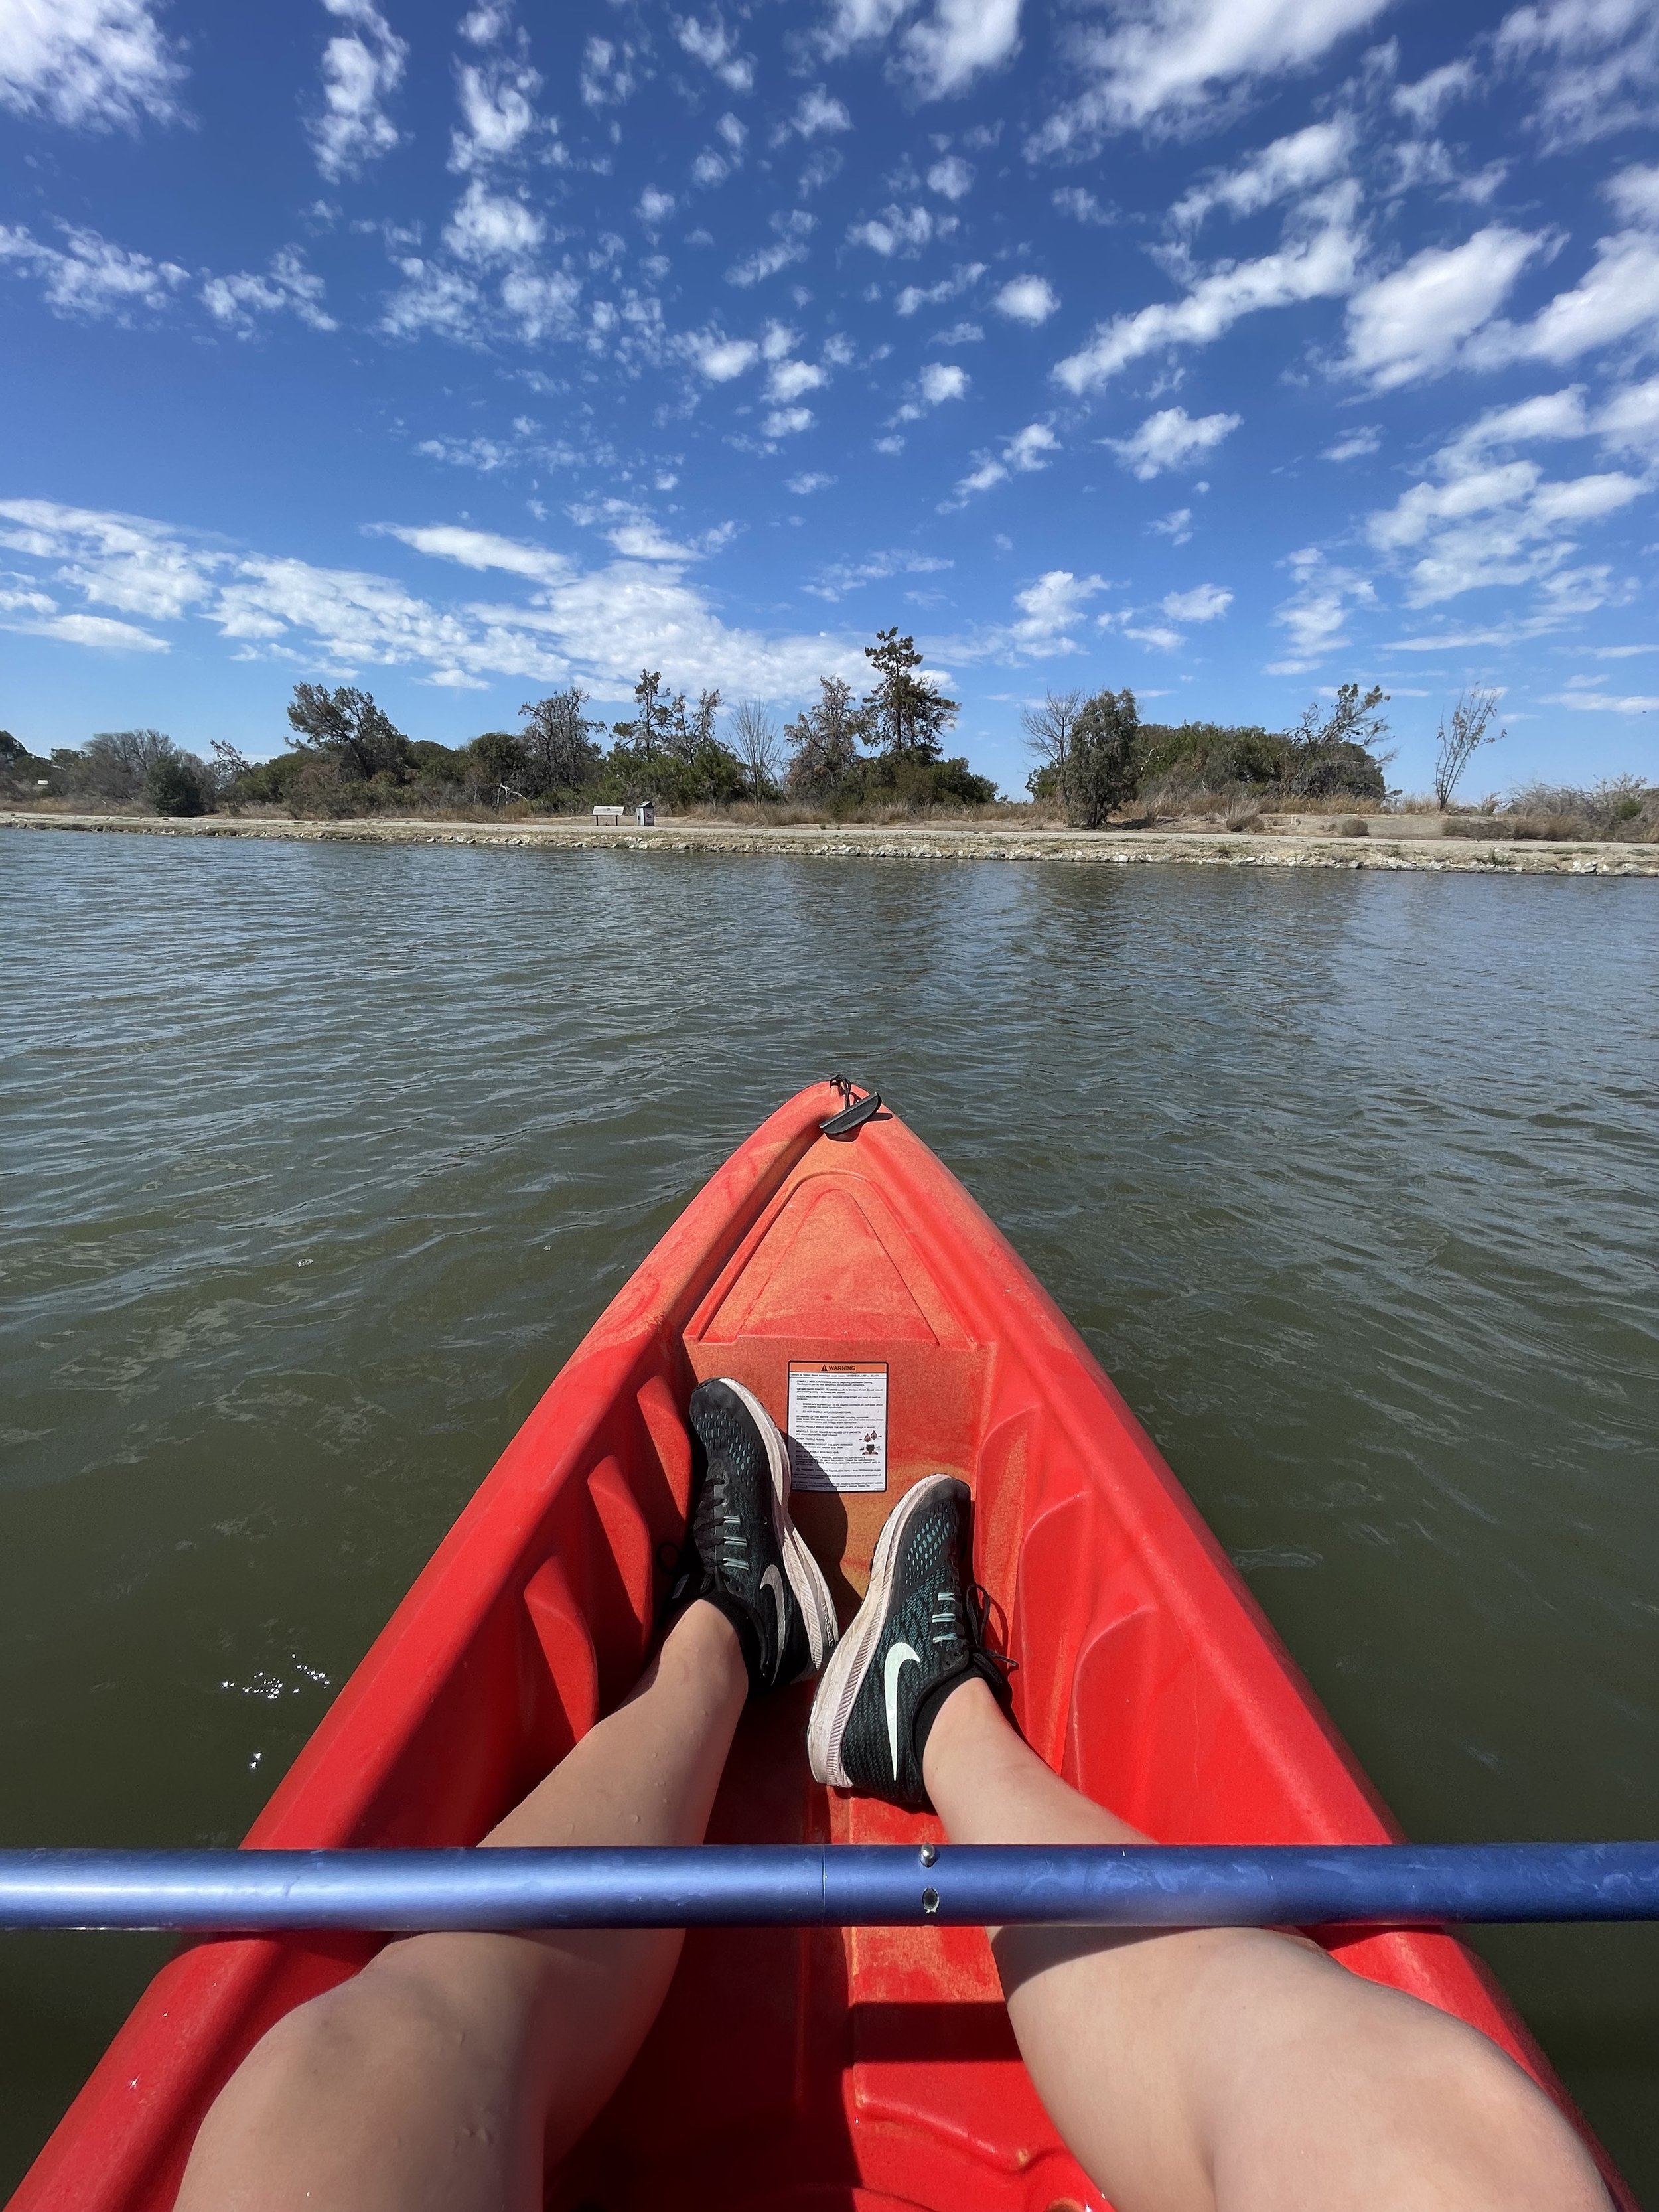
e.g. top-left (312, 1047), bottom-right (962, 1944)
top-left (715, 1377), bottom-right (839, 1680)
top-left (806, 1473), bottom-right (957, 1789)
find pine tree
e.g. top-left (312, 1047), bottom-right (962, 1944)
top-left (858, 628), bottom-right (958, 763)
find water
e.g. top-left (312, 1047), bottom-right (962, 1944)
top-left (3, 832), bottom-right (1657, 2199)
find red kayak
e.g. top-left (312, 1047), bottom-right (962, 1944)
top-left (13, 1083), bottom-right (1631, 2209)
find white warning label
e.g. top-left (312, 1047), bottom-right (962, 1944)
top-left (786, 1361), bottom-right (888, 1493)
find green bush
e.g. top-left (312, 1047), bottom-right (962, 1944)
top-left (145, 752), bottom-right (214, 816)
top-left (1062, 689), bottom-right (1140, 827)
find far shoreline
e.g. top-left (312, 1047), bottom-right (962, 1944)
top-left (3, 808), bottom-right (1656, 877)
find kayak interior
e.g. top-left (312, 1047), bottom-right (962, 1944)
top-left (13, 1082), bottom-right (1633, 2212)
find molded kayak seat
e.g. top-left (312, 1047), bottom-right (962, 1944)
top-left (12, 1082), bottom-right (1633, 2211)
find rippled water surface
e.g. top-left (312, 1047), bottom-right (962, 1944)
top-left (3, 832), bottom-right (1658, 2196)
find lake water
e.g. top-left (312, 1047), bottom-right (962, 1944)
top-left (3, 831), bottom-right (1657, 2198)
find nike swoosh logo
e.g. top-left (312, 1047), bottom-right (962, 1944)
top-left (760, 1565), bottom-right (788, 1680)
top-left (884, 1641), bottom-right (922, 1781)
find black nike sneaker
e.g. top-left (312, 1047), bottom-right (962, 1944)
top-left (807, 1474), bottom-right (1011, 1810)
top-left (681, 1378), bottom-right (839, 1693)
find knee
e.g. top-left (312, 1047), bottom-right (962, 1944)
top-left (177, 1974), bottom-right (465, 2209)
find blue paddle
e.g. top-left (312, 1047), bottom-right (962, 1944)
top-left (3, 1842), bottom-right (1657, 1931)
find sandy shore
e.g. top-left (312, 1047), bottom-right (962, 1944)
top-left (5, 808), bottom-right (1656, 876)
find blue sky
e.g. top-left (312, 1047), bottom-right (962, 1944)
top-left (2, 0), bottom-right (1656, 794)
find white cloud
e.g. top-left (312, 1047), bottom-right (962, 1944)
top-left (380, 259), bottom-right (485, 342)
top-left (1123, 623), bottom-right (1183, 652)
top-left (1267, 548), bottom-right (1376, 671)
top-left (1005, 421), bottom-right (1058, 469)
top-left (1030, 0), bottom-right (1392, 146)
top-left (1392, 58), bottom-right (1476, 127)
top-left (638, 186), bottom-right (676, 227)
top-left (1005, 568), bottom-right (1108, 652)
top-left (891, 358), bottom-right (968, 425)
top-left (1171, 120), bottom-right (1354, 230)
top-left (1597, 373), bottom-right (1659, 458)
top-left (849, 204), bottom-right (945, 256)
top-left (1105, 404), bottom-right (1240, 478)
top-left (762, 406), bottom-right (814, 437)
top-left (1323, 424), bottom-right (1381, 460)
top-left (1605, 163), bottom-right (1659, 226)
top-left (0, 496), bottom-right (884, 698)
top-left (202, 248), bottom-right (337, 336)
top-left (0, 220), bottom-right (187, 321)
top-left (994, 273), bottom-right (1059, 324)
top-left (1541, 686), bottom-right (1659, 712)
top-left (449, 48), bottom-right (546, 171)
top-left (692, 333), bottom-right (758, 380)
top-left (580, 36), bottom-right (634, 108)
top-left (0, 0), bottom-right (183, 129)
top-left (499, 267), bottom-right (581, 344)
top-left (794, 85), bottom-right (852, 136)
top-left (727, 210), bottom-right (814, 286)
top-left (443, 180), bottom-right (544, 263)
top-left (674, 13), bottom-right (754, 92)
top-left (895, 260), bottom-right (985, 313)
top-left (309, 0), bottom-right (407, 182)
top-left (1149, 506), bottom-right (1193, 542)
top-left (786, 471), bottom-right (835, 494)
top-left (1364, 395), bottom-right (1646, 609)
top-left (941, 421), bottom-right (1057, 506)
top-left (1162, 582), bottom-right (1232, 621)
top-left (19, 609), bottom-right (171, 650)
top-left (927, 155), bottom-right (975, 199)
top-left (1496, 0), bottom-right (1659, 148)
top-left (920, 360), bottom-right (968, 402)
top-left (1056, 204), bottom-right (1358, 392)
top-left (901, 0), bottom-right (1022, 97)
top-left (768, 358), bottom-right (827, 402)
top-left (818, 0), bottom-right (1022, 98)
top-left (1340, 225), bottom-right (1544, 390)
top-left (1465, 229), bottom-right (1659, 370)
top-left (1052, 186), bottom-right (1114, 224)
top-left (806, 548), bottom-right (952, 601)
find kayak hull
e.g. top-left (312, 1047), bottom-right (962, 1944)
top-left (11, 1083), bottom-right (1632, 2211)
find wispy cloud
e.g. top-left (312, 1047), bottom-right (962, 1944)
top-left (1029, 0), bottom-right (1390, 148)
top-left (0, 220), bottom-right (187, 322)
top-left (0, 0), bottom-right (184, 131)
top-left (1055, 195), bottom-right (1358, 393)
top-left (202, 248), bottom-right (337, 336)
top-left (309, 0), bottom-right (407, 182)
top-left (1105, 404), bottom-right (1240, 479)
top-left (0, 496), bottom-right (871, 700)
top-left (674, 13), bottom-right (755, 93)
top-left (1171, 120), bottom-right (1354, 230)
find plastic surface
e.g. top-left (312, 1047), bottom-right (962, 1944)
top-left (11, 1082), bottom-right (1636, 2212)
top-left (9, 1842), bottom-right (1659, 1933)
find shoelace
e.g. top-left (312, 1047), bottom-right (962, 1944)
top-left (965, 1579), bottom-right (1019, 1698)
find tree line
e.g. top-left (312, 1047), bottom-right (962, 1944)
top-left (0, 626), bottom-right (997, 819)
top-left (1021, 682), bottom-right (1399, 825)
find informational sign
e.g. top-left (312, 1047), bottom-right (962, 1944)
top-left (786, 1361), bottom-right (888, 1493)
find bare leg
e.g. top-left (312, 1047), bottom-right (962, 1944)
top-left (175, 1601), bottom-right (747, 2212)
top-left (924, 1680), bottom-right (1608, 2212)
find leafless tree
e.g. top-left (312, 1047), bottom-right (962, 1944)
top-left (1020, 690), bottom-right (1085, 784)
top-left (1434, 686), bottom-right (1506, 810)
top-left (730, 698), bottom-right (783, 798)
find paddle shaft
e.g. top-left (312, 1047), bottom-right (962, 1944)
top-left (3, 1843), bottom-right (1658, 1932)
